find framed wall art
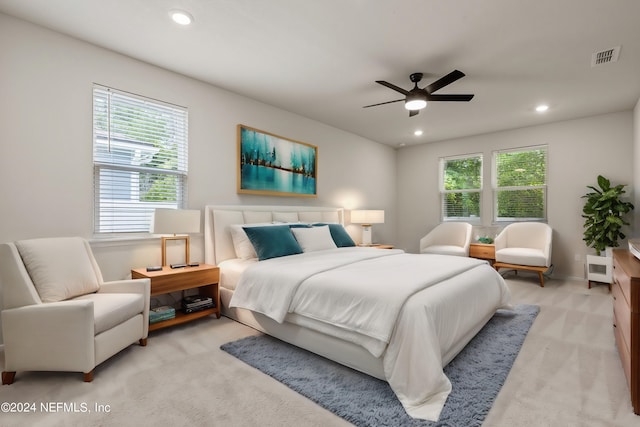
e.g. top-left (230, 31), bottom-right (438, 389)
top-left (237, 124), bottom-right (318, 197)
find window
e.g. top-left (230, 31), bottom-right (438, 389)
top-left (440, 154), bottom-right (483, 221)
top-left (493, 145), bottom-right (547, 222)
top-left (93, 85), bottom-right (188, 233)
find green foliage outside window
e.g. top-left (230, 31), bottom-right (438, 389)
top-left (94, 101), bottom-right (182, 203)
top-left (495, 148), bottom-right (547, 220)
top-left (443, 156), bottom-right (482, 218)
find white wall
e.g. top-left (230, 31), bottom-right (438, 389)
top-left (397, 111), bottom-right (634, 279)
top-left (1, 11), bottom-right (638, 348)
top-left (0, 13), bottom-right (398, 347)
top-left (0, 13), bottom-right (397, 279)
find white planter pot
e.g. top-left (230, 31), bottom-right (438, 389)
top-left (586, 253), bottom-right (612, 284)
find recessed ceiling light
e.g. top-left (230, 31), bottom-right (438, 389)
top-left (535, 104), bottom-right (549, 113)
top-left (170, 9), bottom-right (193, 25)
top-left (414, 130), bottom-right (423, 136)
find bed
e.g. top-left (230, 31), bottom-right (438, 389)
top-left (204, 205), bottom-right (512, 421)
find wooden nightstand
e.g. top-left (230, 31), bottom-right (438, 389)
top-left (359, 244), bottom-right (395, 249)
top-left (469, 243), bottom-right (495, 263)
top-left (132, 264), bottom-right (220, 332)
top-left (371, 244), bottom-right (395, 249)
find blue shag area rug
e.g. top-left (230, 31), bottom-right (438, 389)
top-left (221, 304), bottom-right (539, 427)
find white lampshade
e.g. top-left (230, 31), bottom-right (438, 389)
top-left (351, 210), bottom-right (385, 225)
top-left (351, 210), bottom-right (384, 246)
top-left (151, 209), bottom-right (201, 235)
top-left (151, 209), bottom-right (201, 266)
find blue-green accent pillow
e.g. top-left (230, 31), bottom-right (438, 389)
top-left (312, 223), bottom-right (356, 247)
top-left (242, 225), bottom-right (303, 260)
top-left (288, 223), bottom-right (312, 228)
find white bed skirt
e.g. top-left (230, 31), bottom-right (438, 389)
top-left (220, 287), bottom-right (387, 379)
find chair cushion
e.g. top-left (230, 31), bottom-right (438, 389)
top-left (495, 248), bottom-right (548, 267)
top-left (73, 293), bottom-right (145, 335)
top-left (421, 245), bottom-right (467, 257)
top-left (16, 237), bottom-right (100, 303)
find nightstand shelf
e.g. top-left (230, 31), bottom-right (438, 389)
top-left (132, 264), bottom-right (220, 332)
top-left (148, 307), bottom-right (216, 332)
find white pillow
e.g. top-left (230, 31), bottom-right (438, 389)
top-left (16, 237), bottom-right (100, 303)
top-left (229, 223), bottom-right (281, 259)
top-left (291, 226), bottom-right (337, 252)
top-left (229, 225), bottom-right (258, 260)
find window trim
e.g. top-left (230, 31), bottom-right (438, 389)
top-left (439, 152), bottom-right (483, 223)
top-left (492, 145), bottom-right (548, 223)
top-left (92, 84), bottom-right (189, 235)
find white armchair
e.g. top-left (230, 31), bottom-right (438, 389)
top-left (493, 222), bottom-right (553, 287)
top-left (419, 222), bottom-right (473, 257)
top-left (0, 237), bottom-right (150, 384)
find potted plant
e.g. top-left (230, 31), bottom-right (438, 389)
top-left (582, 175), bottom-right (634, 286)
top-left (582, 175), bottom-right (634, 254)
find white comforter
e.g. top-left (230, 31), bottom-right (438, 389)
top-left (230, 247), bottom-right (511, 421)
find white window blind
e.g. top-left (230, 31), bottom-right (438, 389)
top-left (440, 154), bottom-right (482, 221)
top-left (93, 85), bottom-right (188, 233)
top-left (493, 145), bottom-right (547, 222)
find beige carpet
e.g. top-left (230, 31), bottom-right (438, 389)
top-left (0, 275), bottom-right (638, 427)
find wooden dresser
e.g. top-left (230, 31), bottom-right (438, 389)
top-left (612, 249), bottom-right (640, 414)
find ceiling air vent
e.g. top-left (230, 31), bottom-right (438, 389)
top-left (591, 46), bottom-right (621, 67)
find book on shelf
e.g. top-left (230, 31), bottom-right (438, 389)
top-left (182, 304), bottom-right (214, 314)
top-left (182, 295), bottom-right (214, 307)
top-left (149, 305), bottom-right (176, 323)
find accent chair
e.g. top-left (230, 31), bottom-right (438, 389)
top-left (0, 237), bottom-right (150, 384)
top-left (493, 222), bottom-right (553, 287)
top-left (419, 222), bottom-right (473, 257)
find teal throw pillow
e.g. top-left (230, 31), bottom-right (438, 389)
top-left (243, 225), bottom-right (303, 261)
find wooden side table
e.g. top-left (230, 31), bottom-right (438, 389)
top-left (132, 264), bottom-right (220, 332)
top-left (469, 243), bottom-right (495, 264)
top-left (369, 244), bottom-right (395, 249)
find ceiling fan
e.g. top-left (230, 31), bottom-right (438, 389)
top-left (363, 70), bottom-right (474, 117)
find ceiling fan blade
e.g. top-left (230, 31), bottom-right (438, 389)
top-left (363, 99), bottom-right (404, 108)
top-left (376, 80), bottom-right (410, 96)
top-left (409, 109), bottom-right (420, 117)
top-left (427, 94), bottom-right (474, 102)
top-left (425, 70), bottom-right (465, 94)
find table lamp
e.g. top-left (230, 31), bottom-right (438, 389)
top-left (151, 208), bottom-right (201, 266)
top-left (350, 210), bottom-right (385, 246)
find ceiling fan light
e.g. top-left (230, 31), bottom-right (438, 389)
top-left (405, 99), bottom-right (427, 110)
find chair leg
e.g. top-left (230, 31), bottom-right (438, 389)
top-left (83, 371), bottom-right (94, 382)
top-left (2, 371), bottom-right (16, 385)
top-left (538, 271), bottom-right (545, 287)
top-left (139, 338), bottom-right (147, 346)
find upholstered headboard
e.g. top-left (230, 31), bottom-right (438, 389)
top-left (204, 205), bottom-right (344, 265)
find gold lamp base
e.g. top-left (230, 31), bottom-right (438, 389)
top-left (161, 235), bottom-right (190, 266)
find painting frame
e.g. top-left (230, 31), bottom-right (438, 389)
top-left (237, 124), bottom-right (318, 198)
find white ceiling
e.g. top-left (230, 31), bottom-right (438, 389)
top-left (2, 0), bottom-right (640, 147)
